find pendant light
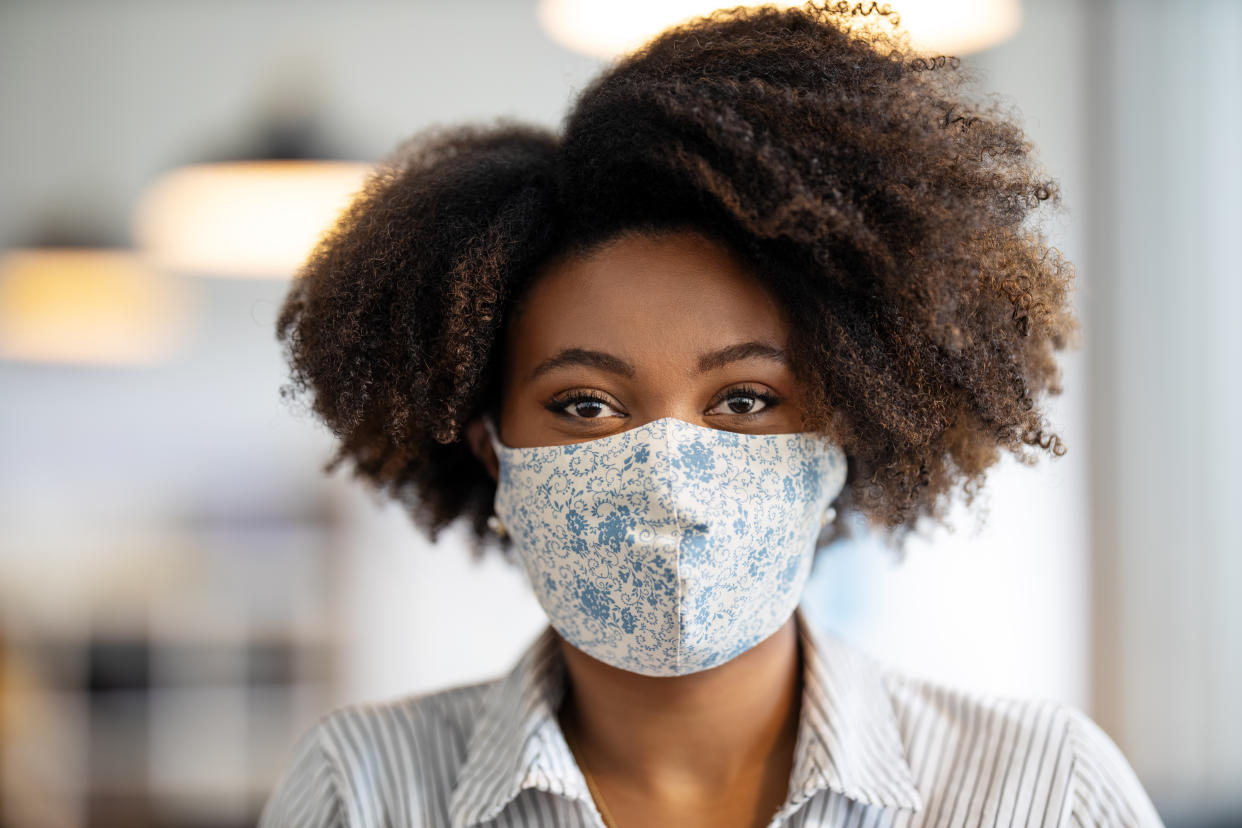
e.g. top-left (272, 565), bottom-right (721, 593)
top-left (536, 0), bottom-right (1021, 59)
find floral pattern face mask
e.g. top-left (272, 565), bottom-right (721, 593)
top-left (484, 416), bottom-right (847, 677)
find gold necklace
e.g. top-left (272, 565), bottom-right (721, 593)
top-left (563, 720), bottom-right (620, 828)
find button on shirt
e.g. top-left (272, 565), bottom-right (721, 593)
top-left (258, 608), bottom-right (1164, 827)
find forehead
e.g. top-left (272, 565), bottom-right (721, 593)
top-left (504, 230), bottom-right (789, 373)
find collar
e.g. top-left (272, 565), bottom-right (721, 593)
top-left (780, 610), bottom-right (924, 815)
top-left (448, 607), bottom-right (923, 827)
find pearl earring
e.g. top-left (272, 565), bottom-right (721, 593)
top-left (487, 514), bottom-right (508, 539)
top-left (819, 505), bottom-right (837, 527)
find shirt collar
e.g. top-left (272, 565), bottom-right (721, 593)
top-left (782, 609), bottom-right (924, 814)
top-left (448, 626), bottom-right (594, 828)
top-left (448, 607), bottom-right (923, 827)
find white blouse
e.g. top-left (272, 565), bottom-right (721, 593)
top-left (258, 607), bottom-right (1164, 827)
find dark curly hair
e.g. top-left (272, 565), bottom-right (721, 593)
top-left (275, 1), bottom-right (1078, 556)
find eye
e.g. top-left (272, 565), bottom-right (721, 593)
top-left (706, 384), bottom-right (780, 417)
top-left (545, 391), bottom-right (627, 420)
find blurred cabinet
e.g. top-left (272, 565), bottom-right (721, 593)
top-left (0, 492), bottom-right (345, 828)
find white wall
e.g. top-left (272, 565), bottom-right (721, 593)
top-left (1084, 0), bottom-right (1242, 815)
top-left (0, 0), bottom-right (601, 249)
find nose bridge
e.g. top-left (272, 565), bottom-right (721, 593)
top-left (618, 366), bottom-right (710, 427)
top-left (629, 402), bottom-right (707, 430)
top-left (664, 417), bottom-right (722, 524)
top-left (629, 417), bottom-right (710, 525)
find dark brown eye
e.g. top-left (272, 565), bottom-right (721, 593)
top-left (706, 386), bottom-right (779, 418)
top-left (572, 399), bottom-right (607, 418)
top-left (546, 391), bottom-right (625, 420)
top-left (726, 396), bottom-right (761, 414)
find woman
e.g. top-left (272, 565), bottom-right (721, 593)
top-left (259, 3), bottom-right (1162, 826)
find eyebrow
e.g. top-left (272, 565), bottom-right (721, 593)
top-left (527, 341), bottom-right (787, 381)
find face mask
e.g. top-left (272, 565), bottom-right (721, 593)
top-left (483, 416), bottom-right (847, 677)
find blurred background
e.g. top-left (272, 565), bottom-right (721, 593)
top-left (0, 1), bottom-right (1238, 826)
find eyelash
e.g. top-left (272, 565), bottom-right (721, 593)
top-left (545, 385), bottom-right (780, 420)
top-left (545, 390), bottom-right (617, 419)
top-left (718, 384), bottom-right (781, 418)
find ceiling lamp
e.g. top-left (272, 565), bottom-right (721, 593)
top-left (0, 248), bottom-right (190, 366)
top-left (133, 160), bottom-right (370, 279)
top-left (537, 0), bottom-right (1021, 59)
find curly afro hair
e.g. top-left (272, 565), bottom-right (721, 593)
top-left (275, 1), bottom-right (1078, 556)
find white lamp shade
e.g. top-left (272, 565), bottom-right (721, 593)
top-left (133, 160), bottom-right (371, 279)
top-left (537, 0), bottom-right (1021, 59)
top-left (0, 248), bottom-right (190, 366)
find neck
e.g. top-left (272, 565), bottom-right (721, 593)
top-left (556, 616), bottom-right (803, 797)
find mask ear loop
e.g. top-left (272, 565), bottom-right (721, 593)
top-left (481, 414), bottom-right (509, 539)
top-left (481, 413), bottom-right (502, 452)
top-left (815, 443), bottom-right (847, 534)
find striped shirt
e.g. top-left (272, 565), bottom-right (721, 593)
top-left (258, 607), bottom-right (1164, 827)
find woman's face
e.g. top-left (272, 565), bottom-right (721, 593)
top-left (466, 229), bottom-right (806, 475)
